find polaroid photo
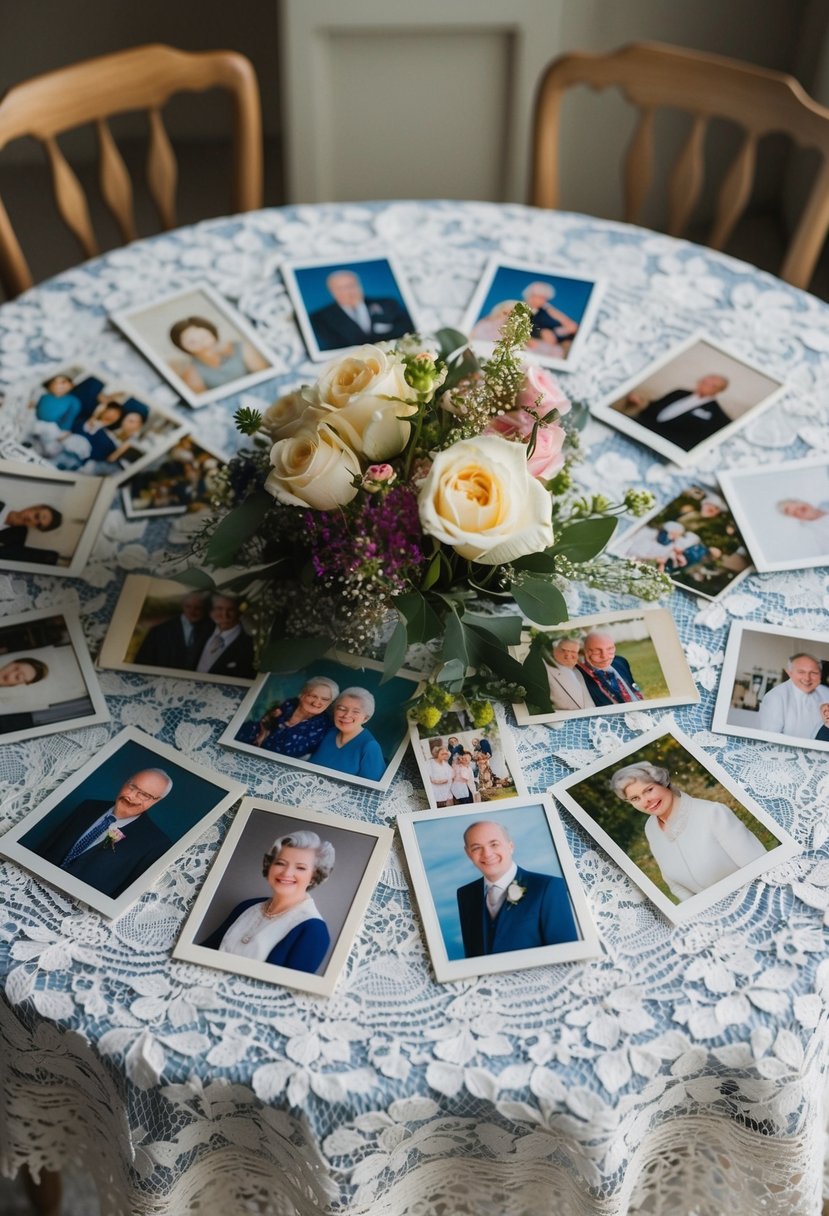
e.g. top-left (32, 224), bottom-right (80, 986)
top-left (510, 607), bottom-right (698, 724)
top-left (712, 621), bottom-right (829, 753)
top-left (0, 726), bottom-right (245, 919)
top-left (173, 798), bottom-right (392, 996)
top-left (609, 483), bottom-right (752, 601)
top-left (398, 797), bottom-right (600, 982)
top-left (0, 362), bottom-right (188, 485)
top-left (282, 254), bottom-right (420, 362)
top-left (0, 460), bottom-right (113, 577)
top-left (719, 455), bottom-right (829, 573)
top-left (592, 334), bottom-right (786, 468)
top-left (111, 283), bottom-right (278, 408)
top-left (461, 257), bottom-right (604, 372)
top-left (121, 434), bottom-right (225, 520)
top-left (221, 652), bottom-right (418, 792)
top-left (410, 700), bottom-right (527, 810)
top-left (0, 606), bottom-right (109, 744)
top-left (99, 575), bottom-right (257, 686)
top-left (551, 722), bottom-right (798, 925)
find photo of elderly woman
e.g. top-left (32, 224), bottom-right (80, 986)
top-left (553, 725), bottom-right (796, 923)
top-left (0, 364), bottom-right (186, 485)
top-left (111, 284), bottom-right (277, 408)
top-left (0, 607), bottom-right (108, 744)
top-left (175, 800), bottom-right (392, 995)
top-left (222, 654), bottom-right (418, 791)
top-left (411, 700), bottom-right (525, 809)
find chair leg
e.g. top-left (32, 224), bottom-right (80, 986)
top-left (21, 1165), bottom-right (62, 1216)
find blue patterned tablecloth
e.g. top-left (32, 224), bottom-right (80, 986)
top-left (0, 201), bottom-right (827, 1216)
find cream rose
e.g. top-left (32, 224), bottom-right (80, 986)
top-left (418, 434), bottom-right (554, 564)
top-left (265, 424), bottom-right (360, 510)
top-left (309, 345), bottom-right (418, 461)
top-left (259, 389), bottom-right (313, 441)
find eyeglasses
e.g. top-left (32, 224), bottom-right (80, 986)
top-left (123, 781), bottom-right (163, 802)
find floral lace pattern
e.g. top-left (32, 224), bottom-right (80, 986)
top-left (0, 202), bottom-right (828, 1215)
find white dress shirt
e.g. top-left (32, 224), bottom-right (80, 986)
top-left (196, 624), bottom-right (242, 673)
top-left (757, 679), bottom-right (829, 739)
top-left (654, 392), bottom-right (715, 423)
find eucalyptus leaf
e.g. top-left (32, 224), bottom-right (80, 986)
top-left (511, 577), bottom-right (568, 626)
top-left (442, 610), bottom-right (470, 669)
top-left (421, 550), bottom-right (441, 591)
top-left (461, 612), bottom-right (523, 646)
top-left (258, 634), bottom-right (333, 673)
top-left (435, 658), bottom-right (466, 688)
top-left (394, 590), bottom-right (443, 644)
top-left (464, 624), bottom-right (526, 685)
top-left (520, 640), bottom-right (555, 712)
top-left (205, 491), bottom-right (272, 567)
top-left (552, 517), bottom-right (618, 563)
top-left (171, 567), bottom-right (217, 590)
top-left (507, 550), bottom-right (559, 575)
top-left (382, 616), bottom-right (409, 684)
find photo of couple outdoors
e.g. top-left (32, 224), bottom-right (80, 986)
top-left (535, 621), bottom-right (667, 714)
top-left (564, 734), bottom-right (778, 906)
top-left (226, 658), bottom-right (415, 787)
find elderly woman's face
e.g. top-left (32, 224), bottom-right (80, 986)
top-left (178, 324), bottom-right (217, 354)
top-left (298, 684), bottom-right (334, 716)
top-left (268, 845), bottom-right (316, 897)
top-left (623, 778), bottom-right (672, 817)
top-left (333, 695), bottom-right (369, 731)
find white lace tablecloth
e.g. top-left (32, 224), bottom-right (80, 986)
top-left (0, 201), bottom-right (828, 1216)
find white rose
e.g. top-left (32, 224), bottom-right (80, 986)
top-left (259, 389), bottom-right (314, 441)
top-left (310, 345), bottom-right (418, 461)
top-left (417, 434), bottom-right (554, 565)
top-left (265, 424), bottom-right (360, 510)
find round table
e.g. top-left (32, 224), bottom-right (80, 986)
top-left (0, 201), bottom-right (827, 1216)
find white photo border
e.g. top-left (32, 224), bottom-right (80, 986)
top-left (0, 726), bottom-right (246, 919)
top-left (0, 605), bottom-right (110, 744)
top-left (591, 332), bottom-right (787, 468)
top-left (281, 252), bottom-right (422, 363)
top-left (110, 282), bottom-right (279, 408)
top-left (712, 620), bottom-right (829, 753)
top-left (173, 797), bottom-right (393, 996)
top-left (550, 720), bottom-right (799, 925)
top-left (398, 795), bottom-right (601, 983)
top-left (460, 255), bottom-right (605, 372)
top-left (719, 455), bottom-right (829, 573)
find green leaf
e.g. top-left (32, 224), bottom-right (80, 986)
top-left (552, 517), bottom-right (618, 563)
top-left (258, 634), bottom-right (333, 673)
top-left (464, 624), bottom-right (526, 685)
top-left (421, 550), bottom-right (442, 591)
top-left (442, 609), bottom-right (470, 670)
top-left (566, 400), bottom-right (590, 432)
top-left (216, 561), bottom-right (286, 593)
top-left (509, 550), bottom-right (559, 575)
top-left (205, 491), bottom-right (272, 567)
top-left (435, 658), bottom-right (466, 689)
top-left (172, 566), bottom-right (217, 590)
top-left (394, 590), bottom-right (443, 644)
top-left (382, 617), bottom-right (408, 684)
top-left (520, 639), bottom-right (554, 712)
top-left (461, 612), bottom-right (523, 646)
top-left (434, 327), bottom-right (472, 362)
top-left (511, 577), bottom-right (568, 626)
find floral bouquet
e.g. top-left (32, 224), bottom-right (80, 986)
top-left (184, 305), bottom-right (668, 709)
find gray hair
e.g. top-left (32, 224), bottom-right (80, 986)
top-left (553, 635), bottom-right (581, 651)
top-left (129, 769), bottom-right (173, 799)
top-left (463, 820), bottom-right (511, 847)
top-left (262, 830), bottom-right (335, 887)
top-left (610, 761), bottom-right (670, 801)
top-left (788, 652), bottom-right (822, 668)
top-left (522, 280), bottom-right (554, 302)
top-left (301, 676), bottom-right (339, 700)
top-left (584, 630), bottom-right (614, 647)
top-left (336, 686), bottom-right (375, 719)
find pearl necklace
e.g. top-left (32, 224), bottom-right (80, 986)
top-left (239, 900), bottom-right (293, 944)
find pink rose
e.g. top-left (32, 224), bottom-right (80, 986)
top-left (515, 366), bottom-right (571, 419)
top-left (362, 463), bottom-right (396, 492)
top-left (485, 411), bottom-right (534, 440)
top-left (526, 423), bottom-right (566, 481)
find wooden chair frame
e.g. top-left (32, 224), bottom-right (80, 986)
top-left (0, 43), bottom-right (263, 298)
top-left (531, 41), bottom-right (829, 290)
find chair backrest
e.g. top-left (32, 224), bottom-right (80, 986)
top-left (531, 41), bottom-right (829, 290)
top-left (0, 43), bottom-right (263, 298)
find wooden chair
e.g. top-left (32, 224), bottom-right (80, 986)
top-left (0, 44), bottom-right (263, 298)
top-left (530, 41), bottom-right (829, 290)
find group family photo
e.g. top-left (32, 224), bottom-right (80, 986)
top-left (414, 707), bottom-right (524, 809)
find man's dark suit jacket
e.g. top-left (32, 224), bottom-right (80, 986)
top-left (456, 864), bottom-right (578, 958)
top-left (197, 630), bottom-right (256, 679)
top-left (135, 615), bottom-right (213, 670)
top-left (309, 297), bottom-right (414, 351)
top-left (579, 655), bottom-right (641, 708)
top-left (634, 390), bottom-right (730, 451)
top-left (24, 798), bottom-right (172, 898)
top-left (0, 524), bottom-right (27, 549)
top-left (0, 524), bottom-right (58, 566)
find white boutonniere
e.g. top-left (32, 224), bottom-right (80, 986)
top-left (506, 881), bottom-right (527, 905)
top-left (103, 826), bottom-right (126, 850)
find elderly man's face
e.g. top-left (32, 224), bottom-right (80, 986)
top-left (584, 635), bottom-right (616, 669)
top-left (553, 640), bottom-right (580, 668)
top-left (695, 375), bottom-right (727, 397)
top-left (464, 821), bottom-right (514, 882)
top-left (788, 656), bottom-right (822, 693)
top-left (181, 593), bottom-right (207, 623)
top-left (211, 597), bottom-right (239, 631)
top-left (782, 500), bottom-right (822, 521)
top-left (115, 769), bottom-right (170, 818)
top-left (329, 272), bottom-right (363, 309)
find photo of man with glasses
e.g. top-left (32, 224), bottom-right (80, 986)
top-left (26, 767), bottom-right (174, 898)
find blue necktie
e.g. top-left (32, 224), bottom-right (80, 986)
top-left (62, 811), bottom-right (117, 865)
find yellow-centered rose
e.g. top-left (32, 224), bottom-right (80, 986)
top-left (309, 345), bottom-right (418, 461)
top-left (259, 390), bottom-right (311, 441)
top-left (265, 425), bottom-right (360, 509)
top-left (417, 434), bottom-right (554, 564)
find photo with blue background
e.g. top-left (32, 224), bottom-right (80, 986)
top-left (413, 803), bottom-right (567, 961)
top-left (293, 258), bottom-right (408, 315)
top-left (21, 739), bottom-right (229, 852)
top-left (475, 265), bottom-right (595, 329)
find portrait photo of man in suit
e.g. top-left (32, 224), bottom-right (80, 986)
top-left (577, 631), bottom-right (644, 708)
top-left (0, 501), bottom-right (63, 565)
top-left (456, 819), bottom-right (579, 958)
top-left (134, 589), bottom-right (213, 671)
top-left (195, 593), bottom-right (255, 680)
top-left (27, 768), bottom-right (174, 899)
top-left (624, 373), bottom-right (731, 452)
top-left (308, 268), bottom-right (414, 353)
